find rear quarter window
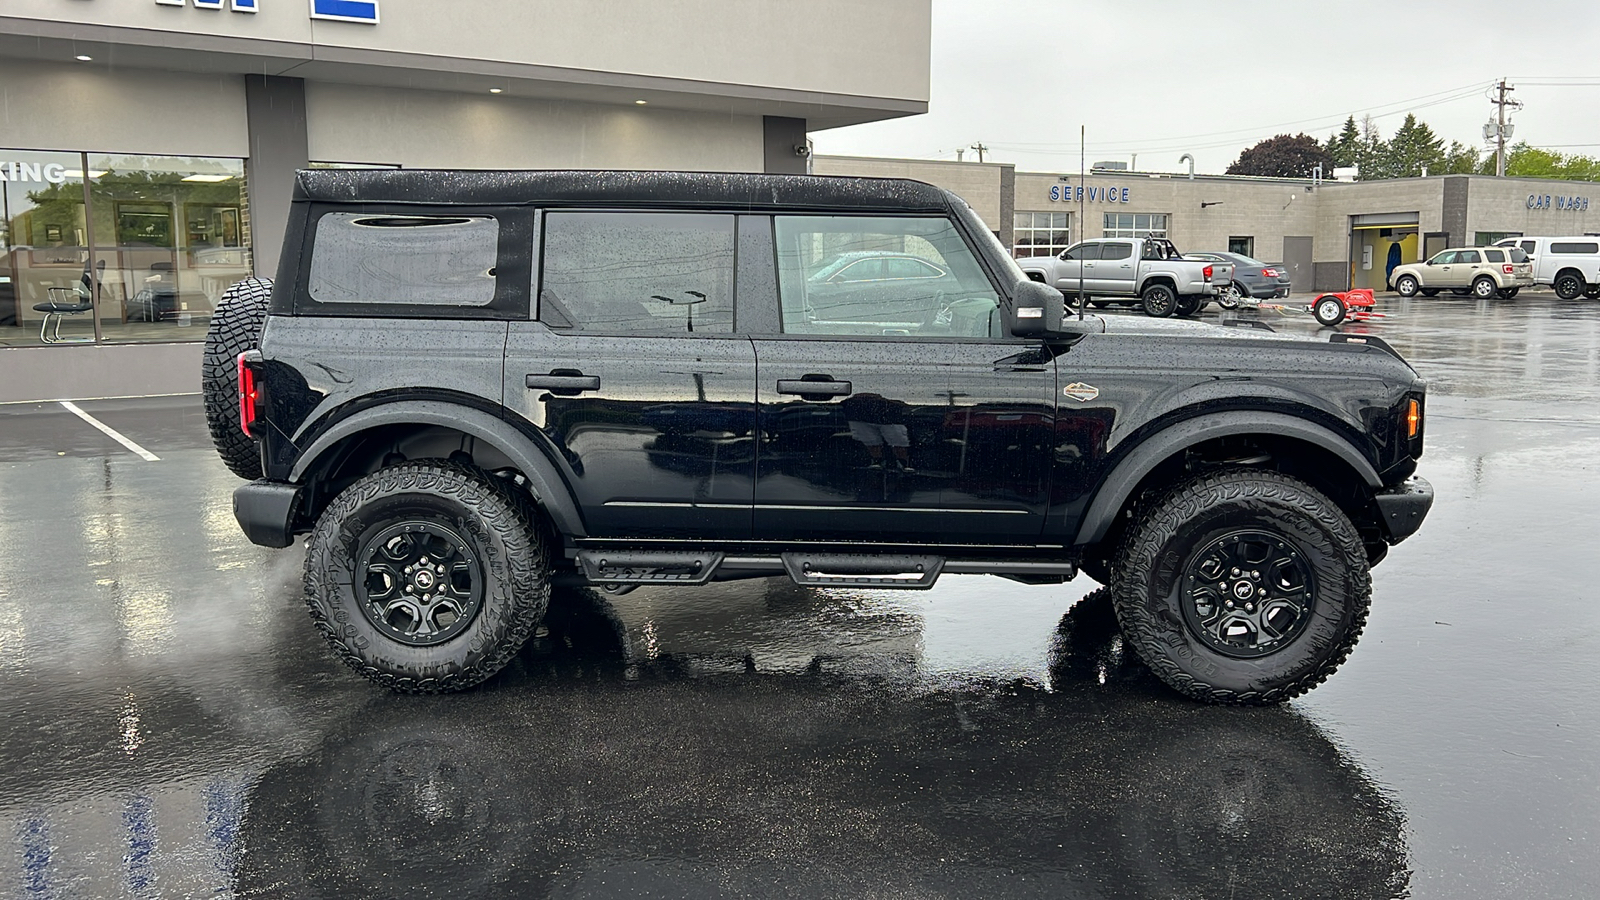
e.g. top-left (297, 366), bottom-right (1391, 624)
top-left (1550, 242), bottom-right (1600, 255)
top-left (309, 213), bottom-right (499, 306)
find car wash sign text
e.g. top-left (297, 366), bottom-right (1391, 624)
top-left (1527, 193), bottom-right (1590, 211)
top-left (153, 0), bottom-right (380, 24)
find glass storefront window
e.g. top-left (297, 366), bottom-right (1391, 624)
top-left (87, 154), bottom-right (250, 343)
top-left (1103, 212), bottom-right (1169, 240)
top-left (1, 151), bottom-right (92, 347)
top-left (1012, 211), bottom-right (1070, 258)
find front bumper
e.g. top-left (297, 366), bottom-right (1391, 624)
top-left (1374, 476), bottom-right (1433, 543)
top-left (234, 480), bottom-right (300, 549)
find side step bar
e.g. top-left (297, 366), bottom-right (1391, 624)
top-left (566, 550), bottom-right (1077, 590)
top-left (577, 550), bottom-right (724, 586)
top-left (781, 553), bottom-right (944, 590)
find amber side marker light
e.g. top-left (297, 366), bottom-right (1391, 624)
top-left (1405, 399), bottom-right (1421, 439)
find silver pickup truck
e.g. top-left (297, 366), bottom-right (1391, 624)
top-left (1017, 237), bottom-right (1233, 318)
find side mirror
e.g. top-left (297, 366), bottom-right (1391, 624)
top-left (1005, 278), bottom-right (1102, 337)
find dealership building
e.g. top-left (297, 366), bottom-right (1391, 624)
top-left (0, 0), bottom-right (929, 402)
top-left (817, 155), bottom-right (1600, 295)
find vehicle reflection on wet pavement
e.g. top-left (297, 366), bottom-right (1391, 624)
top-left (1, 291), bottom-right (1597, 898)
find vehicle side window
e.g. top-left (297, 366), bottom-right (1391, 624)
top-left (1427, 251), bottom-right (1453, 265)
top-left (832, 259), bottom-right (884, 283)
top-left (1520, 241), bottom-right (1537, 254)
top-left (1485, 249), bottom-right (1505, 263)
top-left (774, 215), bottom-right (1001, 338)
top-left (1140, 241), bottom-right (1163, 260)
top-left (1456, 251), bottom-right (1481, 264)
top-left (540, 212), bottom-right (734, 334)
top-left (309, 213), bottom-right (498, 306)
top-left (1100, 242), bottom-right (1133, 261)
top-left (1063, 243), bottom-right (1100, 261)
top-left (1550, 242), bottom-right (1600, 255)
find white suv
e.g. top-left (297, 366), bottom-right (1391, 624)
top-left (1494, 236), bottom-right (1600, 299)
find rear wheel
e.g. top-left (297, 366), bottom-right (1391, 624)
top-left (1497, 287), bottom-right (1520, 299)
top-left (1110, 470), bottom-right (1372, 705)
top-left (1313, 295), bottom-right (1347, 326)
top-left (1141, 283), bottom-right (1178, 318)
top-left (1420, 288), bottom-right (1440, 297)
top-left (1394, 275), bottom-right (1419, 298)
top-left (1471, 276), bottom-right (1498, 300)
top-left (202, 277), bottom-right (273, 479)
top-left (1585, 285), bottom-right (1600, 300)
top-left (303, 461), bottom-right (551, 693)
top-left (1176, 295), bottom-right (1200, 317)
top-left (1450, 289), bottom-right (1471, 297)
top-left (1554, 272), bottom-right (1585, 300)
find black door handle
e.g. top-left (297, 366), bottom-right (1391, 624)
top-left (777, 379), bottom-right (852, 398)
top-left (526, 372), bottom-right (601, 396)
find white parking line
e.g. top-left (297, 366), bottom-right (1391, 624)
top-left (58, 401), bottom-right (161, 461)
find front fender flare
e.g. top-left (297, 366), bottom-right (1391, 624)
top-left (289, 400), bottom-right (586, 538)
top-left (1072, 410), bottom-right (1381, 546)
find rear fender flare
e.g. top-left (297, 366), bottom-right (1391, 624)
top-left (1072, 410), bottom-right (1381, 546)
top-left (289, 400), bottom-right (586, 538)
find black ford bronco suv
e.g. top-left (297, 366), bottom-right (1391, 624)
top-left (207, 169), bottom-right (1432, 704)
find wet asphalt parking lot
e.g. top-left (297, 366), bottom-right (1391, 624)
top-left (1, 290), bottom-right (1597, 899)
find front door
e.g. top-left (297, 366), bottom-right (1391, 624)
top-left (503, 211), bottom-right (756, 539)
top-left (1052, 243), bottom-right (1094, 293)
top-left (756, 214), bottom-right (1055, 545)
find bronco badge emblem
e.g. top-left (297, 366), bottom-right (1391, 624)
top-left (1063, 382), bottom-right (1100, 402)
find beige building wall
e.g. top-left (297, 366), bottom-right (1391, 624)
top-left (812, 155), bottom-right (1010, 231)
top-left (306, 83), bottom-right (765, 172)
top-left (0, 58), bottom-right (249, 158)
top-left (1460, 176), bottom-right (1600, 240)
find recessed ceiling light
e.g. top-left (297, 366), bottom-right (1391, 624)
top-left (489, 88), bottom-right (503, 94)
top-left (635, 100), bottom-right (648, 105)
top-left (76, 55), bottom-right (93, 61)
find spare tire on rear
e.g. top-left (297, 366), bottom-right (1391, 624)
top-left (202, 277), bottom-right (274, 480)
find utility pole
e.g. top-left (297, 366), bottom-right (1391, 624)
top-left (969, 142), bottom-right (988, 163)
top-left (1489, 79), bottom-right (1522, 177)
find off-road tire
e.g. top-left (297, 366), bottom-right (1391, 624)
top-left (303, 460), bottom-right (550, 693)
top-left (1394, 275), bottom-right (1419, 298)
top-left (1141, 283), bottom-right (1178, 318)
top-left (1471, 276), bottom-right (1498, 300)
top-left (1313, 295), bottom-right (1347, 326)
top-left (1554, 272), bottom-right (1585, 301)
top-left (202, 277), bottom-right (274, 479)
top-left (1110, 469), bottom-right (1372, 705)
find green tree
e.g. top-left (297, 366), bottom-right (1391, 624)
top-left (1386, 114), bottom-right (1446, 177)
top-left (1442, 141), bottom-right (1479, 174)
top-left (1326, 116), bottom-right (1361, 168)
top-left (1226, 133), bottom-right (1333, 178)
top-left (1353, 116), bottom-right (1392, 181)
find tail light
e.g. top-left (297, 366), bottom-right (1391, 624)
top-left (238, 352), bottom-right (258, 436)
top-left (1503, 265), bottom-right (1515, 274)
top-left (1202, 265), bottom-right (1214, 280)
top-left (1262, 267), bottom-right (1280, 277)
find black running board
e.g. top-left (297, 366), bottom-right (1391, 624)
top-left (781, 553), bottom-right (944, 589)
top-left (577, 550), bottom-right (724, 585)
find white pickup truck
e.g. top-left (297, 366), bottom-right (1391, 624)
top-left (1017, 237), bottom-right (1233, 318)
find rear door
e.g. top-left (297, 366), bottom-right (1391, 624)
top-left (503, 211), bottom-right (756, 539)
top-left (1094, 240), bottom-right (1137, 294)
top-left (751, 214), bottom-right (1055, 544)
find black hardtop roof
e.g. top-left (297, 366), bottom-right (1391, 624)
top-left (293, 168), bottom-right (959, 213)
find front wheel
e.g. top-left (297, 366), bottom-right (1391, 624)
top-left (1497, 287), bottom-right (1520, 299)
top-left (1471, 276), bottom-right (1498, 300)
top-left (1554, 273), bottom-right (1585, 300)
top-left (1141, 283), bottom-right (1178, 318)
top-left (1313, 295), bottom-right (1347, 326)
top-left (1110, 470), bottom-right (1372, 705)
top-left (1394, 275), bottom-right (1419, 298)
top-left (1420, 288), bottom-right (1440, 297)
top-left (1175, 295), bottom-right (1201, 317)
top-left (303, 461), bottom-right (551, 693)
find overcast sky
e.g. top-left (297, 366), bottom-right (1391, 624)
top-left (811, 0), bottom-right (1600, 176)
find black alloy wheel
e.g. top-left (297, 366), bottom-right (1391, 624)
top-left (1110, 469), bottom-right (1372, 705)
top-left (1394, 275), bottom-right (1419, 298)
top-left (304, 460), bottom-right (551, 693)
top-left (1555, 273), bottom-right (1586, 300)
top-left (1584, 285), bottom-right (1600, 300)
top-left (1471, 276), bottom-right (1498, 300)
top-left (1141, 283), bottom-right (1178, 318)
